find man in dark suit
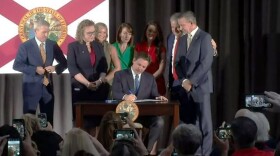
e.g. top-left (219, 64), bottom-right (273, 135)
top-left (165, 12), bottom-right (183, 100)
top-left (175, 11), bottom-right (214, 156)
top-left (112, 52), bottom-right (167, 155)
top-left (166, 13), bottom-right (217, 100)
top-left (13, 20), bottom-right (67, 125)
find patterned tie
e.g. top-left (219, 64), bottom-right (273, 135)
top-left (187, 34), bottom-right (192, 50)
top-left (40, 43), bottom-right (49, 86)
top-left (134, 74), bottom-right (140, 93)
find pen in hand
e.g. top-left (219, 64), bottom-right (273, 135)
top-left (129, 90), bottom-right (135, 95)
top-left (126, 90), bottom-right (137, 101)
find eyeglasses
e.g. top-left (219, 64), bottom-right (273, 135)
top-left (86, 31), bottom-right (95, 36)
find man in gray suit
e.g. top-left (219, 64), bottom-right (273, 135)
top-left (112, 52), bottom-right (167, 155)
top-left (175, 11), bottom-right (214, 156)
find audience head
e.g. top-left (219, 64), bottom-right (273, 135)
top-left (110, 139), bottom-right (141, 156)
top-left (0, 124), bottom-right (23, 156)
top-left (34, 20), bottom-right (50, 42)
top-left (132, 52), bottom-right (151, 74)
top-left (22, 113), bottom-right (40, 136)
top-left (178, 11), bottom-right (197, 34)
top-left (74, 150), bottom-right (94, 156)
top-left (61, 128), bottom-right (100, 156)
top-left (116, 23), bottom-right (134, 45)
top-left (235, 109), bottom-right (270, 142)
top-left (95, 22), bottom-right (108, 43)
top-left (172, 123), bottom-right (202, 155)
top-left (142, 21), bottom-right (164, 47)
top-left (170, 12), bottom-right (182, 36)
top-left (75, 19), bottom-right (95, 44)
top-left (97, 111), bottom-right (123, 151)
top-left (230, 116), bottom-right (257, 149)
top-left (32, 130), bottom-right (63, 156)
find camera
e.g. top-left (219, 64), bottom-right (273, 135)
top-left (117, 112), bottom-right (128, 123)
top-left (12, 119), bottom-right (25, 140)
top-left (113, 129), bottom-right (135, 140)
top-left (245, 94), bottom-right (272, 108)
top-left (216, 127), bottom-right (231, 139)
top-left (38, 113), bottom-right (48, 128)
top-left (8, 138), bottom-right (21, 156)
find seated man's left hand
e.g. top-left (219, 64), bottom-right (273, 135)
top-left (156, 96), bottom-right (168, 101)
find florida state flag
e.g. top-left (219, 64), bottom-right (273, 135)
top-left (0, 0), bottom-right (109, 73)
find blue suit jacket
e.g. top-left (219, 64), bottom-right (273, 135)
top-left (67, 41), bottom-right (107, 89)
top-left (13, 38), bottom-right (67, 111)
top-left (112, 69), bottom-right (159, 100)
top-left (175, 29), bottom-right (213, 102)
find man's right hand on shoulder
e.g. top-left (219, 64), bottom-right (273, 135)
top-left (36, 66), bottom-right (45, 75)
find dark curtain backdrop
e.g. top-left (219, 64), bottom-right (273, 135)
top-left (109, 0), bottom-right (280, 138)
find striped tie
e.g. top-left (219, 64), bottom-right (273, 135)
top-left (40, 43), bottom-right (49, 86)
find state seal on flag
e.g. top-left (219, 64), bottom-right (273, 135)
top-left (18, 7), bottom-right (67, 45)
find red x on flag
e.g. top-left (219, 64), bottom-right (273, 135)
top-left (0, 0), bottom-right (107, 72)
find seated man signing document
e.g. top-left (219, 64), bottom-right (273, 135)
top-left (112, 51), bottom-right (167, 155)
top-left (112, 51), bottom-right (168, 102)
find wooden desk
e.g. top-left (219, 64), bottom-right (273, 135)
top-left (75, 101), bottom-right (179, 128)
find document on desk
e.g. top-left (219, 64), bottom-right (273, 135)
top-left (134, 99), bottom-right (162, 102)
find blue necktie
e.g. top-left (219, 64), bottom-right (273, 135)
top-left (134, 74), bottom-right (140, 93)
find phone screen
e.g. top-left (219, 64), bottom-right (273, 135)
top-left (245, 94), bottom-right (272, 108)
top-left (216, 128), bottom-right (231, 139)
top-left (12, 119), bottom-right (25, 139)
top-left (38, 113), bottom-right (48, 128)
top-left (113, 129), bottom-right (134, 139)
top-left (8, 138), bottom-right (21, 156)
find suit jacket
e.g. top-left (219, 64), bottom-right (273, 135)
top-left (165, 33), bottom-right (181, 88)
top-left (175, 28), bottom-right (213, 102)
top-left (112, 69), bottom-right (159, 100)
top-left (13, 38), bottom-right (67, 110)
top-left (67, 41), bottom-right (107, 89)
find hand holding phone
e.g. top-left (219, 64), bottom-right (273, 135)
top-left (12, 119), bottom-right (25, 140)
top-left (38, 113), bottom-right (48, 128)
top-left (216, 128), bottom-right (231, 139)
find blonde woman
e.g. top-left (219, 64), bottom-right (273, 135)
top-left (95, 22), bottom-right (121, 85)
top-left (22, 114), bottom-right (41, 136)
top-left (61, 128), bottom-right (101, 156)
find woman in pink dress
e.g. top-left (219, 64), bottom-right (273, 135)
top-left (135, 21), bottom-right (166, 95)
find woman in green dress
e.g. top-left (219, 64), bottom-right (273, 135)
top-left (112, 23), bottom-right (134, 69)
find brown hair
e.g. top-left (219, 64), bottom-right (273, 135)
top-left (97, 111), bottom-right (123, 151)
top-left (116, 23), bottom-right (134, 45)
top-left (75, 19), bottom-right (95, 44)
top-left (141, 21), bottom-right (164, 61)
top-left (134, 51), bottom-right (151, 64)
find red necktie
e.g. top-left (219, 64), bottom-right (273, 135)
top-left (173, 38), bottom-right (179, 80)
